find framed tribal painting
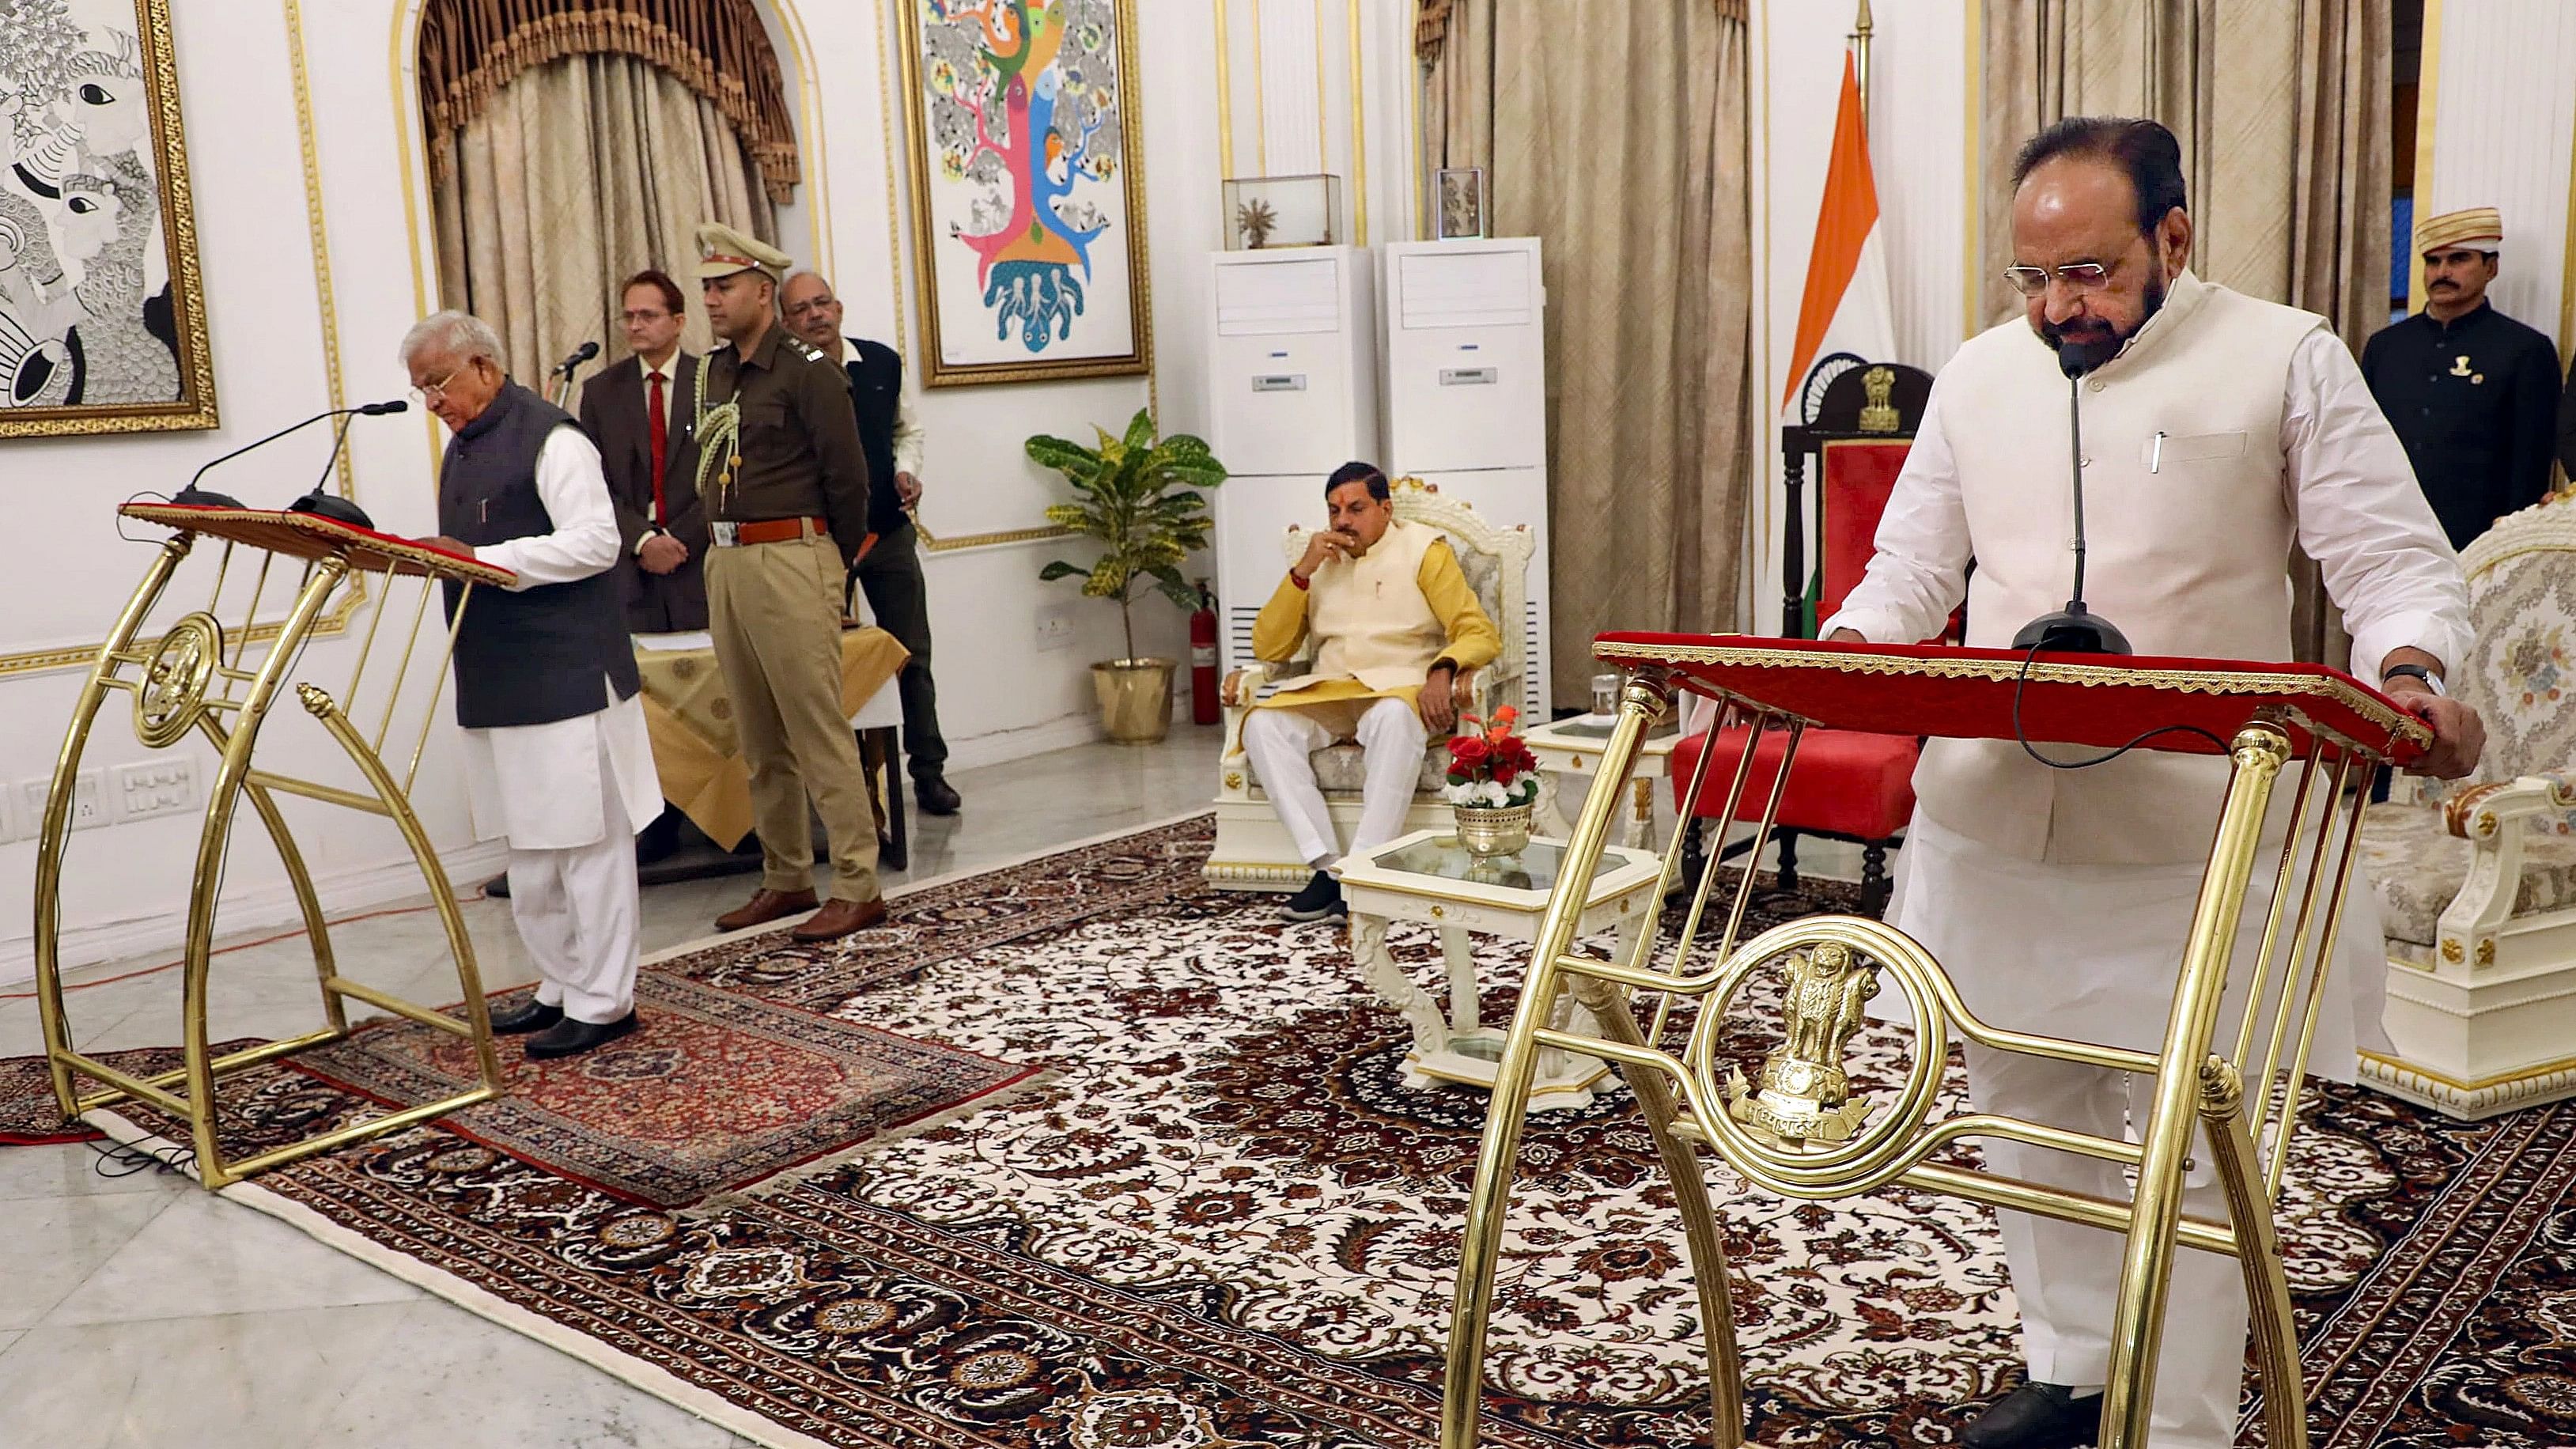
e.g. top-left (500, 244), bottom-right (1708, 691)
top-left (0, 0), bottom-right (216, 437)
top-left (898, 0), bottom-right (1151, 388)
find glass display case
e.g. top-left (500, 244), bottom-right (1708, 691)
top-left (1221, 173), bottom-right (1343, 250)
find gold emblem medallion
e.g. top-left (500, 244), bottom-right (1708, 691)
top-left (134, 612), bottom-right (223, 748)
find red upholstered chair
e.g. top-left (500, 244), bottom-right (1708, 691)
top-left (1672, 358), bottom-right (1939, 914)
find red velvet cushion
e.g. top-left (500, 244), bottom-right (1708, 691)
top-left (1670, 724), bottom-right (1919, 840)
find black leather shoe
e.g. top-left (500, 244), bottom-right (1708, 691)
top-left (524, 1011), bottom-right (640, 1061)
top-left (915, 775), bottom-right (962, 815)
top-left (1282, 871), bottom-right (1345, 921)
top-left (487, 999), bottom-right (563, 1035)
top-left (1960, 1382), bottom-right (2104, 1449)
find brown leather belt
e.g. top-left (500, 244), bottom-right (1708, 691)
top-left (709, 516), bottom-right (829, 547)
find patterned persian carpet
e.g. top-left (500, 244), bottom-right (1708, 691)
top-left (0, 1042), bottom-right (254, 1144)
top-left (17, 815), bottom-right (2576, 1447)
top-left (293, 972), bottom-right (1042, 1207)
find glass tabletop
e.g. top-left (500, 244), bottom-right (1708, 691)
top-left (1530, 715), bottom-right (1680, 743)
top-left (1371, 835), bottom-right (1625, 892)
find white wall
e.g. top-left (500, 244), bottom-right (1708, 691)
top-left (2419, 0), bottom-right (2576, 349)
top-left (0, 0), bottom-right (1234, 982)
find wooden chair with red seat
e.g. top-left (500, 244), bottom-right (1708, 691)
top-left (1671, 358), bottom-right (1941, 914)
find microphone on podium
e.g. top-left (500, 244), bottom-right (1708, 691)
top-left (289, 399), bottom-right (411, 529)
top-left (2010, 340), bottom-right (2133, 656)
top-left (173, 400), bottom-right (409, 516)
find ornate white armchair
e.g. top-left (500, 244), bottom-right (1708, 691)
top-left (2360, 491), bottom-right (2576, 1118)
top-left (1205, 480), bottom-right (1536, 890)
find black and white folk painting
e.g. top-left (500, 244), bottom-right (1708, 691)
top-left (0, 0), bottom-right (214, 437)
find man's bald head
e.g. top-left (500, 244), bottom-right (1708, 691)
top-left (781, 271), bottom-right (845, 357)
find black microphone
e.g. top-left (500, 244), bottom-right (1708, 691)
top-left (2010, 342), bottom-right (2133, 656)
top-left (551, 340), bottom-right (600, 376)
top-left (287, 398), bottom-right (409, 530)
top-left (174, 403), bottom-right (392, 509)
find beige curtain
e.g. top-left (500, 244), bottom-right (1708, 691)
top-left (1419, 0), bottom-right (1495, 178)
top-left (431, 52), bottom-right (776, 385)
top-left (1980, 0), bottom-right (2390, 665)
top-left (1469, 0), bottom-right (1752, 706)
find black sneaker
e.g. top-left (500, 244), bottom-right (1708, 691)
top-left (1281, 871), bottom-right (1345, 921)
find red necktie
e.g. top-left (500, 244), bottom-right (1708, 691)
top-left (646, 369), bottom-right (668, 526)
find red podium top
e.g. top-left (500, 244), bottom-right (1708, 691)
top-left (121, 502), bottom-right (514, 588)
top-left (1594, 633), bottom-right (2432, 766)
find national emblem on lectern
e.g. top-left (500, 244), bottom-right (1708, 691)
top-left (31, 503), bottom-right (515, 1188)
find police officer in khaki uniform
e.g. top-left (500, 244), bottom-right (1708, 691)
top-left (692, 222), bottom-right (887, 941)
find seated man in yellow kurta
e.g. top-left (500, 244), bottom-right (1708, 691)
top-left (1239, 462), bottom-right (1501, 921)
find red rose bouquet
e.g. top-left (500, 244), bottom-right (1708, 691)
top-left (1443, 706), bottom-right (1541, 808)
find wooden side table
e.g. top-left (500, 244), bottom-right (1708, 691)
top-left (1336, 830), bottom-right (1665, 1112)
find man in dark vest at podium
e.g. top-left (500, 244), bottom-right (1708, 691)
top-left (406, 310), bottom-right (664, 1061)
top-left (780, 271), bottom-right (961, 816)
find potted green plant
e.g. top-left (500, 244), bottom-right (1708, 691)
top-left (1029, 408), bottom-right (1227, 743)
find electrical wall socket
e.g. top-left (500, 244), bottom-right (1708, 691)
top-left (18, 770), bottom-right (108, 835)
top-left (115, 759), bottom-right (199, 823)
top-left (0, 781), bottom-right (21, 845)
top-left (1034, 607), bottom-right (1076, 651)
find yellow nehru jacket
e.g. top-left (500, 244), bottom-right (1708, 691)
top-left (1248, 516), bottom-right (1500, 726)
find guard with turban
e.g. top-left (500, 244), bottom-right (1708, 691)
top-left (2362, 206), bottom-right (2560, 550)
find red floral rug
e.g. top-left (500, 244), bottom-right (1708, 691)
top-left (0, 1042), bottom-right (252, 1144)
top-left (290, 970), bottom-right (1044, 1208)
top-left (17, 816), bottom-right (2571, 1449)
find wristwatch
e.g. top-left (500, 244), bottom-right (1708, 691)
top-left (2381, 663), bottom-right (2445, 698)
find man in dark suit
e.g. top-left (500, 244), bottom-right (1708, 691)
top-left (780, 270), bottom-right (960, 815)
top-left (581, 269), bottom-right (709, 632)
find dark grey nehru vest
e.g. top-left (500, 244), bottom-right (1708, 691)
top-left (438, 380), bottom-right (641, 730)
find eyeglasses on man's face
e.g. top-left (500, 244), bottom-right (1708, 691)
top-left (407, 364), bottom-right (464, 405)
top-left (2001, 259), bottom-right (2119, 297)
top-left (621, 308), bottom-right (672, 325)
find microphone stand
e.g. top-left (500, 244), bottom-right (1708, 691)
top-left (2010, 356), bottom-right (2132, 656)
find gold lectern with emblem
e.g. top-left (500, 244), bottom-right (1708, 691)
top-left (31, 503), bottom-right (511, 1188)
top-left (1442, 634), bottom-right (2433, 1449)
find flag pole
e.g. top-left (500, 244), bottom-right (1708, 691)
top-left (1851, 0), bottom-right (1875, 125)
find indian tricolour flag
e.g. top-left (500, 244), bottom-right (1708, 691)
top-left (1781, 50), bottom-right (1897, 414)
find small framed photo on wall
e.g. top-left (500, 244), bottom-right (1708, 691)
top-left (1435, 168), bottom-right (1486, 240)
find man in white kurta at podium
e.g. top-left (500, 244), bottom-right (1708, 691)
top-left (407, 311), bottom-right (663, 1061)
top-left (1232, 462), bottom-right (1500, 922)
top-left (1823, 118), bottom-right (2485, 1449)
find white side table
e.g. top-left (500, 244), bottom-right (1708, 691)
top-left (1336, 830), bottom-right (1665, 1112)
top-left (1523, 716), bottom-right (1679, 851)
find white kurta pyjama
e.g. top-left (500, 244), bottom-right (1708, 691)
top-left (460, 428), bottom-right (662, 1023)
top-left (1827, 321), bottom-right (2468, 1448)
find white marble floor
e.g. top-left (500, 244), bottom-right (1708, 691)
top-left (0, 727), bottom-right (1224, 1449)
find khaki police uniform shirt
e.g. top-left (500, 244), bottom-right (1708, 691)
top-left (701, 322), bottom-right (875, 567)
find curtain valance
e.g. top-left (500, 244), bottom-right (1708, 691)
top-left (420, 0), bottom-right (799, 202)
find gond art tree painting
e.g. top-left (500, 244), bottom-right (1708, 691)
top-left (900, 0), bottom-right (1149, 387)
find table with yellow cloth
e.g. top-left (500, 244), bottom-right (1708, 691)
top-left (632, 626), bottom-right (910, 853)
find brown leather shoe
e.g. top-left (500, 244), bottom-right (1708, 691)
top-left (716, 887), bottom-right (818, 933)
top-left (789, 895), bottom-right (887, 942)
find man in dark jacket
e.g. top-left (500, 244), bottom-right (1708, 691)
top-left (781, 270), bottom-right (959, 815)
top-left (406, 309), bottom-right (661, 1059)
top-left (2362, 206), bottom-right (2559, 550)
top-left (581, 268), bottom-right (708, 631)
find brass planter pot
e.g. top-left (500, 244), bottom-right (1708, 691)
top-left (1452, 802), bottom-right (1534, 858)
top-left (1091, 657), bottom-right (1176, 744)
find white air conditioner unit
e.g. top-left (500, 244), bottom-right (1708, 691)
top-left (1381, 236), bottom-right (1550, 713)
top-left (1206, 247), bottom-right (1379, 675)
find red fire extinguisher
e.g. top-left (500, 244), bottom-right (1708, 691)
top-left (1189, 579), bottom-right (1221, 726)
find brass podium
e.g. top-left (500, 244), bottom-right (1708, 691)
top-left (32, 502), bottom-right (512, 1188)
top-left (1442, 634), bottom-right (2432, 1449)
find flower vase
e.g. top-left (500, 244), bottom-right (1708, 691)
top-left (1452, 802), bottom-right (1534, 859)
